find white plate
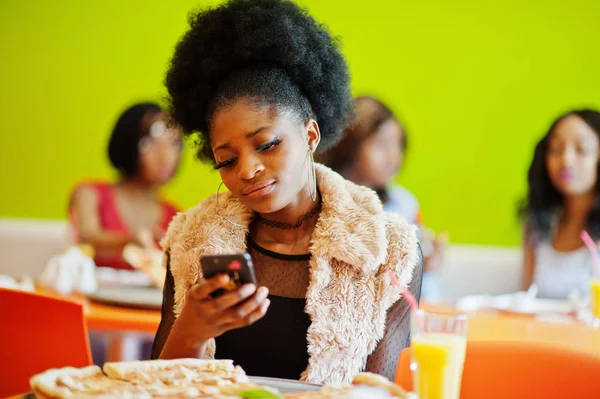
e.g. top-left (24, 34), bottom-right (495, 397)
top-left (249, 376), bottom-right (321, 393)
top-left (87, 286), bottom-right (163, 310)
top-left (95, 267), bottom-right (154, 288)
top-left (490, 296), bottom-right (575, 315)
top-left (457, 293), bottom-right (576, 315)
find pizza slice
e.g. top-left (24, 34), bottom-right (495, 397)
top-left (29, 365), bottom-right (152, 398)
top-left (103, 358), bottom-right (254, 396)
top-left (351, 373), bottom-right (409, 398)
top-left (29, 364), bottom-right (251, 399)
top-left (103, 358), bottom-right (249, 385)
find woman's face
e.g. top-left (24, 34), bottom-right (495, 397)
top-left (138, 112), bottom-right (182, 186)
top-left (546, 114), bottom-right (600, 196)
top-left (211, 99), bottom-right (320, 214)
top-left (351, 118), bottom-right (404, 189)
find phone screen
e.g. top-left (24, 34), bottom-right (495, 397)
top-left (200, 253), bottom-right (257, 297)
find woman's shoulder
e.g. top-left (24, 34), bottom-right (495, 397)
top-left (161, 192), bottom-right (253, 250)
top-left (388, 185), bottom-right (419, 206)
top-left (383, 211), bottom-right (419, 253)
top-left (71, 179), bottom-right (113, 195)
top-left (161, 194), bottom-right (218, 246)
top-left (68, 179), bottom-right (114, 209)
top-left (385, 185), bottom-right (420, 220)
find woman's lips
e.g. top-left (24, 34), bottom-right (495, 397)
top-left (558, 170), bottom-right (575, 181)
top-left (242, 181), bottom-right (276, 198)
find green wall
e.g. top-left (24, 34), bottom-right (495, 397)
top-left (2, 0), bottom-right (600, 246)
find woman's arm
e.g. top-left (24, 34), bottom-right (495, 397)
top-left (152, 254), bottom-right (178, 359)
top-left (152, 252), bottom-right (271, 360)
top-left (522, 225), bottom-right (536, 290)
top-left (152, 253), bottom-right (210, 359)
top-left (365, 244), bottom-right (424, 380)
top-left (70, 185), bottom-right (134, 251)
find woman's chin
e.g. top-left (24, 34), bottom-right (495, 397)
top-left (243, 197), bottom-right (284, 215)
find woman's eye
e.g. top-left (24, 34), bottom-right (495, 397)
top-left (257, 138), bottom-right (282, 152)
top-left (548, 145), bottom-right (562, 155)
top-left (215, 158), bottom-right (236, 170)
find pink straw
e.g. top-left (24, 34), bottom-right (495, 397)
top-left (388, 271), bottom-right (423, 335)
top-left (387, 271), bottom-right (419, 311)
top-left (581, 230), bottom-right (600, 277)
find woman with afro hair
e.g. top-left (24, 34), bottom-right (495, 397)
top-left (152, 0), bottom-right (423, 384)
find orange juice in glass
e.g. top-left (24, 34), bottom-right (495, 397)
top-left (411, 310), bottom-right (468, 399)
top-left (590, 278), bottom-right (600, 327)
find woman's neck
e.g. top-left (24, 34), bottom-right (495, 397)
top-left (116, 178), bottom-right (158, 200)
top-left (562, 191), bottom-right (596, 222)
top-left (253, 186), bottom-right (320, 246)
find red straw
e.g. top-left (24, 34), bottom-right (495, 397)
top-left (387, 271), bottom-right (419, 312)
top-left (581, 230), bottom-right (600, 277)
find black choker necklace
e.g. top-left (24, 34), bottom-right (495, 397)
top-left (255, 199), bottom-right (322, 230)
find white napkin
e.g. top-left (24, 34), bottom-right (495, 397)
top-left (0, 275), bottom-right (35, 292)
top-left (39, 246), bottom-right (98, 295)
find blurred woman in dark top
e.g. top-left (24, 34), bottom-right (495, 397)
top-left (321, 96), bottom-right (445, 301)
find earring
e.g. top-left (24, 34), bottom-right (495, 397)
top-left (216, 182), bottom-right (246, 227)
top-left (307, 149), bottom-right (317, 202)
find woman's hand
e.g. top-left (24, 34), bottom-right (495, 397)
top-left (168, 274), bottom-right (270, 352)
top-left (159, 274), bottom-right (270, 359)
top-left (422, 230), bottom-right (448, 273)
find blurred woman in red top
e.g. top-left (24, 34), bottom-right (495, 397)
top-left (69, 102), bottom-right (182, 270)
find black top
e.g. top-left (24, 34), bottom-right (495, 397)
top-left (215, 295), bottom-right (310, 379)
top-left (152, 240), bottom-right (424, 381)
top-left (215, 239), bottom-right (311, 379)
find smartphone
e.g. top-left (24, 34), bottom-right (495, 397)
top-left (200, 253), bottom-right (257, 298)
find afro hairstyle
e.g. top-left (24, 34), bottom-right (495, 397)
top-left (165, 0), bottom-right (354, 163)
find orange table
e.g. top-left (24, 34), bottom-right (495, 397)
top-left (423, 303), bottom-right (600, 354)
top-left (466, 312), bottom-right (600, 353)
top-left (35, 286), bottom-right (161, 333)
top-left (83, 300), bottom-right (161, 334)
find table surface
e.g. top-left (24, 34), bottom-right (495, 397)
top-left (35, 286), bottom-right (161, 334)
top-left (34, 287), bottom-right (600, 352)
top-left (423, 303), bottom-right (600, 353)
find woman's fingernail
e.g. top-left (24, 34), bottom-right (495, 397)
top-left (240, 284), bottom-right (256, 297)
top-left (255, 287), bottom-right (269, 303)
top-left (261, 299), bottom-right (270, 311)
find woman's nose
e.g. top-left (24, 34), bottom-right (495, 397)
top-left (237, 154), bottom-right (265, 181)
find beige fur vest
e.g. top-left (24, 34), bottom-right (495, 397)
top-left (162, 164), bottom-right (418, 385)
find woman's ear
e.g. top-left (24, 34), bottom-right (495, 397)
top-left (305, 119), bottom-right (321, 152)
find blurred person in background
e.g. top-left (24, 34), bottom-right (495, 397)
top-left (69, 102), bottom-right (182, 270)
top-left (320, 96), bottom-right (446, 302)
top-left (521, 109), bottom-right (600, 299)
top-left (68, 102), bottom-right (183, 365)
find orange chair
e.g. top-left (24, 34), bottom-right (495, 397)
top-left (395, 340), bottom-right (600, 398)
top-left (0, 288), bottom-right (92, 397)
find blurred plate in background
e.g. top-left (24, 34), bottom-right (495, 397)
top-left (95, 267), bottom-right (153, 288)
top-left (87, 286), bottom-right (163, 310)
